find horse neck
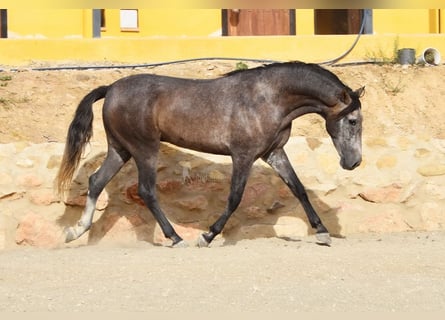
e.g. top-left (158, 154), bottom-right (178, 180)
top-left (274, 68), bottom-right (344, 116)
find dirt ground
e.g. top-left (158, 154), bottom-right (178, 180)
top-left (1, 60), bottom-right (445, 311)
top-left (0, 231), bottom-right (444, 312)
top-left (1, 60), bottom-right (445, 143)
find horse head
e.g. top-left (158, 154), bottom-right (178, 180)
top-left (325, 86), bottom-right (365, 170)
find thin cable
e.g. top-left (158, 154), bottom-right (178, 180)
top-left (318, 11), bottom-right (367, 66)
top-left (5, 57), bottom-right (281, 72)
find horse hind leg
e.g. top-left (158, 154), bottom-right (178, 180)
top-left (65, 147), bottom-right (130, 242)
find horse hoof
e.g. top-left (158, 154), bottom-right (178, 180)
top-left (316, 232), bottom-right (332, 246)
top-left (172, 240), bottom-right (189, 248)
top-left (197, 234), bottom-right (210, 248)
top-left (64, 227), bottom-right (78, 243)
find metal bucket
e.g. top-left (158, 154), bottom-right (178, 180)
top-left (397, 48), bottom-right (416, 65)
top-left (417, 48), bottom-right (441, 66)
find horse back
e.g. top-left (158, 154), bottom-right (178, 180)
top-left (102, 74), bottom-right (239, 154)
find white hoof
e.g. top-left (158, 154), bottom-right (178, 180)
top-left (316, 232), bottom-right (332, 246)
top-left (197, 234), bottom-right (210, 248)
top-left (64, 227), bottom-right (78, 243)
top-left (172, 240), bottom-right (189, 248)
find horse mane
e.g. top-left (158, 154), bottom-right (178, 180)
top-left (224, 61), bottom-right (341, 82)
top-left (223, 61), bottom-right (296, 77)
top-left (224, 61), bottom-right (351, 92)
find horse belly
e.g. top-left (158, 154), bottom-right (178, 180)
top-left (158, 108), bottom-right (232, 155)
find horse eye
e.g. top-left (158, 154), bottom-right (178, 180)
top-left (349, 119), bottom-right (357, 126)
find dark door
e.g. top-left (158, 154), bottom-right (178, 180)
top-left (0, 10), bottom-right (7, 38)
top-left (222, 9), bottom-right (295, 36)
top-left (314, 9), bottom-right (363, 34)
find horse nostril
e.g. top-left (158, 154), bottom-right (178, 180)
top-left (351, 160), bottom-right (361, 169)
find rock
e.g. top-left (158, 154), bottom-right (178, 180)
top-left (16, 158), bottom-right (34, 168)
top-left (420, 202), bottom-right (445, 230)
top-left (244, 206), bottom-right (266, 219)
top-left (397, 136), bottom-right (412, 150)
top-left (13, 141), bottom-right (31, 152)
top-left (365, 137), bottom-right (388, 147)
top-left (29, 189), bottom-right (59, 206)
top-left (307, 183), bottom-right (338, 196)
top-left (306, 137), bottom-right (322, 150)
top-left (266, 201), bottom-right (285, 214)
top-left (241, 183), bottom-right (270, 206)
top-left (358, 208), bottom-right (410, 233)
top-left (376, 155), bottom-right (397, 169)
top-left (0, 213), bottom-right (17, 250)
top-left (273, 216), bottom-right (308, 238)
top-left (64, 191), bottom-right (109, 210)
top-left (156, 179), bottom-right (182, 194)
top-left (0, 172), bottom-right (13, 185)
top-left (423, 182), bottom-right (445, 200)
top-left (2, 134), bottom-right (445, 248)
top-left (417, 164), bottom-right (445, 177)
top-left (0, 179), bottom-right (23, 199)
top-left (16, 174), bottom-right (43, 188)
top-left (414, 148), bottom-right (431, 158)
top-left (278, 186), bottom-right (293, 199)
top-left (317, 153), bottom-right (338, 175)
top-left (208, 169), bottom-right (225, 181)
top-left (125, 183), bottom-right (145, 206)
top-left (46, 154), bottom-right (61, 169)
top-left (15, 212), bottom-right (64, 248)
top-left (174, 195), bottom-right (208, 211)
top-left (358, 184), bottom-right (405, 203)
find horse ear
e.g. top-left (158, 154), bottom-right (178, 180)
top-left (338, 88), bottom-right (352, 105)
top-left (355, 86), bottom-right (365, 98)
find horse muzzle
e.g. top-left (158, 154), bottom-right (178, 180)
top-left (340, 156), bottom-right (362, 170)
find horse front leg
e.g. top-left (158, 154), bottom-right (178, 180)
top-left (262, 148), bottom-right (331, 245)
top-left (198, 156), bottom-right (254, 247)
top-left (135, 153), bottom-right (186, 248)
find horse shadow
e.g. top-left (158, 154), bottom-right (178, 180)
top-left (56, 143), bottom-right (342, 247)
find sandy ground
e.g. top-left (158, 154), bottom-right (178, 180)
top-left (1, 60), bottom-right (445, 311)
top-left (0, 231), bottom-right (444, 312)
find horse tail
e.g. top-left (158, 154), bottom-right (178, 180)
top-left (56, 85), bottom-right (109, 195)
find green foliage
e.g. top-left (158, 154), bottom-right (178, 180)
top-left (235, 61), bottom-right (249, 71)
top-left (0, 75), bottom-right (12, 87)
top-left (365, 37), bottom-right (400, 65)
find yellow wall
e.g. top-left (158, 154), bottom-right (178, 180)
top-left (7, 9), bottom-right (88, 38)
top-left (4, 9), bottom-right (444, 39)
top-left (1, 9), bottom-right (445, 66)
top-left (373, 9), bottom-right (437, 34)
top-left (101, 9), bottom-right (222, 37)
top-left (1, 34), bottom-right (444, 67)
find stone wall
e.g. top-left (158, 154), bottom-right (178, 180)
top-left (1, 135), bottom-right (444, 249)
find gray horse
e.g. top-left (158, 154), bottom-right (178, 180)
top-left (57, 62), bottom-right (365, 247)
